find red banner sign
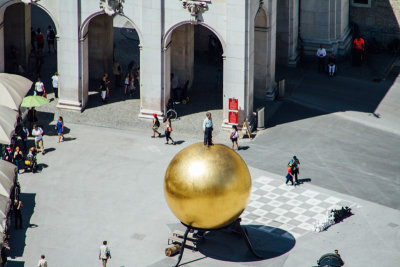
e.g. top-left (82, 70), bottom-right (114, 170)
top-left (229, 98), bottom-right (238, 111)
top-left (229, 111), bottom-right (238, 124)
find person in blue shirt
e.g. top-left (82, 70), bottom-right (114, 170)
top-left (288, 156), bottom-right (300, 184)
top-left (203, 112), bottom-right (213, 147)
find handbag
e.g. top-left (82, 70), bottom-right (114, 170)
top-left (168, 127), bottom-right (172, 132)
top-left (43, 91), bottom-right (47, 98)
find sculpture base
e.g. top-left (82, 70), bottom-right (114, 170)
top-left (173, 218), bottom-right (262, 267)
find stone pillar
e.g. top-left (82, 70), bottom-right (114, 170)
top-left (3, 3), bottom-right (30, 73)
top-left (254, 9), bottom-right (268, 100)
top-left (276, 0), bottom-right (299, 66)
top-left (171, 24), bottom-right (194, 90)
top-left (138, 2), bottom-right (163, 118)
top-left (222, 0), bottom-right (249, 127)
top-left (57, 1), bottom-right (82, 110)
top-left (253, 0), bottom-right (277, 101)
top-left (300, 0), bottom-right (351, 57)
top-left (88, 14), bottom-right (113, 81)
top-left (0, 20), bottom-right (4, 73)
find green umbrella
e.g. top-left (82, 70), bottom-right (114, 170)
top-left (20, 95), bottom-right (50, 107)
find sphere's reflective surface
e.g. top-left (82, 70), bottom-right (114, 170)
top-left (164, 143), bottom-right (251, 229)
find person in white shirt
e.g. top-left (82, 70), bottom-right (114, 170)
top-left (32, 124), bottom-right (45, 155)
top-left (51, 72), bottom-right (59, 98)
top-left (316, 44), bottom-right (327, 72)
top-left (99, 241), bottom-right (111, 267)
top-left (203, 112), bottom-right (213, 147)
top-left (35, 78), bottom-right (45, 96)
top-left (37, 254), bottom-right (48, 267)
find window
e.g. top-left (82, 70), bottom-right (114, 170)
top-left (351, 0), bottom-right (371, 7)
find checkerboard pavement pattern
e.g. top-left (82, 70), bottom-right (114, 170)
top-left (241, 176), bottom-right (357, 239)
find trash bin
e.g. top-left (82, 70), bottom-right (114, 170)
top-left (257, 107), bottom-right (265, 130)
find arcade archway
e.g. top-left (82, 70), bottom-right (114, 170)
top-left (80, 13), bottom-right (141, 108)
top-left (1, 3), bottom-right (58, 97)
top-left (163, 23), bottom-right (224, 117)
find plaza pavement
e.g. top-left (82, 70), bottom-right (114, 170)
top-left (7, 123), bottom-right (400, 267)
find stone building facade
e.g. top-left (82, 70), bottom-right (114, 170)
top-left (350, 0), bottom-right (400, 47)
top-left (0, 0), bottom-right (397, 126)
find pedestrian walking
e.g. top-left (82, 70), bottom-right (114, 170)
top-left (34, 77), bottom-right (45, 96)
top-left (285, 165), bottom-right (294, 186)
top-left (152, 113), bottom-right (161, 138)
top-left (203, 112), bottom-right (213, 147)
top-left (36, 28), bottom-right (44, 53)
top-left (334, 249), bottom-right (345, 266)
top-left (27, 108), bottom-right (38, 132)
top-left (123, 73), bottom-right (130, 97)
top-left (288, 156), bottom-right (300, 184)
top-left (56, 116), bottom-right (64, 143)
top-left (99, 74), bottom-right (109, 103)
top-left (37, 254), bottom-right (48, 267)
top-left (51, 72), bottom-right (59, 98)
top-left (230, 125), bottom-right (239, 150)
top-left (32, 124), bottom-right (45, 155)
top-left (46, 25), bottom-right (56, 53)
top-left (316, 44), bottom-right (327, 72)
top-left (328, 53), bottom-right (336, 77)
top-left (21, 126), bottom-right (29, 152)
top-left (164, 117), bottom-right (175, 145)
top-left (129, 75), bottom-right (136, 97)
top-left (104, 73), bottom-right (111, 98)
top-left (99, 241), bottom-right (111, 267)
top-left (13, 147), bottom-right (23, 174)
top-left (13, 199), bottom-right (23, 229)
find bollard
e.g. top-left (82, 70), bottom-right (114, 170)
top-left (257, 107), bottom-right (265, 130)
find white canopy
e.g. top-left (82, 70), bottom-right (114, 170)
top-left (0, 106), bottom-right (18, 145)
top-left (0, 73), bottom-right (33, 110)
top-left (0, 160), bottom-right (17, 232)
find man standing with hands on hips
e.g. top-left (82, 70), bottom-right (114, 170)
top-left (203, 112), bottom-right (213, 147)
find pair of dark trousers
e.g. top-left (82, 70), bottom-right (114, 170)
top-left (204, 127), bottom-right (212, 145)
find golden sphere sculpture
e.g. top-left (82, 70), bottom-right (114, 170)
top-left (164, 142), bottom-right (251, 229)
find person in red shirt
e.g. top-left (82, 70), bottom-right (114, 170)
top-left (285, 165), bottom-right (294, 186)
top-left (352, 36), bottom-right (365, 66)
top-left (36, 28), bottom-right (44, 52)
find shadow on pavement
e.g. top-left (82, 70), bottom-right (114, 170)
top-left (197, 225), bottom-right (295, 262)
top-left (8, 193), bottom-right (36, 259)
top-left (4, 260), bottom-right (25, 267)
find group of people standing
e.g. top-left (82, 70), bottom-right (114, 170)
top-left (100, 60), bottom-right (140, 103)
top-left (316, 35), bottom-right (366, 77)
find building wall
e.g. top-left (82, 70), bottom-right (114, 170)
top-left (350, 0), bottom-right (400, 46)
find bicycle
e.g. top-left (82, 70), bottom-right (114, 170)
top-left (166, 98), bottom-right (178, 120)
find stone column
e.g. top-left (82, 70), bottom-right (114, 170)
top-left (138, 2), bottom-right (163, 118)
top-left (276, 0), bottom-right (299, 66)
top-left (171, 24), bottom-right (194, 90)
top-left (57, 1), bottom-right (82, 110)
top-left (300, 0), bottom-right (351, 56)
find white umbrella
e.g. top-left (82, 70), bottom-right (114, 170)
top-left (0, 73), bottom-right (33, 110)
top-left (0, 160), bottom-right (16, 232)
top-left (0, 106), bottom-right (19, 145)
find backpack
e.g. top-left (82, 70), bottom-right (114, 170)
top-left (49, 29), bottom-right (55, 40)
top-left (155, 119), bottom-right (160, 127)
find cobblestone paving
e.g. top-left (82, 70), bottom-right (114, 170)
top-left (242, 176), bottom-right (356, 239)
